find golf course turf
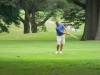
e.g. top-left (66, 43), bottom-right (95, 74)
top-left (0, 23), bottom-right (100, 75)
top-left (0, 39), bottom-right (100, 75)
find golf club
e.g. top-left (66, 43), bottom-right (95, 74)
top-left (69, 33), bottom-right (79, 39)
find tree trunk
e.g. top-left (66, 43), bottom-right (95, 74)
top-left (24, 12), bottom-right (30, 34)
top-left (30, 5), bottom-right (38, 33)
top-left (31, 14), bottom-right (37, 33)
top-left (95, 0), bottom-right (100, 40)
top-left (19, 0), bottom-right (30, 34)
top-left (31, 22), bottom-right (37, 33)
top-left (81, 0), bottom-right (98, 40)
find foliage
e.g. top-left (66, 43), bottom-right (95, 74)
top-left (63, 4), bottom-right (85, 29)
top-left (67, 0), bottom-right (81, 2)
top-left (0, 22), bottom-right (8, 33)
top-left (0, 0), bottom-right (20, 33)
top-left (37, 25), bottom-right (47, 32)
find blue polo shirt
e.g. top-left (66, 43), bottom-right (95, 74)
top-left (56, 23), bottom-right (65, 36)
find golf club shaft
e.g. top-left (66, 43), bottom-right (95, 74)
top-left (69, 34), bottom-right (79, 39)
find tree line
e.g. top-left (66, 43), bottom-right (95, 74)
top-left (0, 0), bottom-right (100, 41)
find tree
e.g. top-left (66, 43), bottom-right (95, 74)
top-left (80, 0), bottom-right (100, 40)
top-left (18, 0), bottom-right (57, 33)
top-left (0, 0), bottom-right (20, 33)
top-left (69, 0), bottom-right (100, 40)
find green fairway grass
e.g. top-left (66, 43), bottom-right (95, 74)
top-left (0, 22), bottom-right (100, 75)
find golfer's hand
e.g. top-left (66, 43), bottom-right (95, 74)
top-left (66, 32), bottom-right (70, 35)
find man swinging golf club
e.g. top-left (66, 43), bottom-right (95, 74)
top-left (55, 20), bottom-right (69, 54)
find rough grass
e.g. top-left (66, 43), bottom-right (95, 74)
top-left (0, 59), bottom-right (100, 75)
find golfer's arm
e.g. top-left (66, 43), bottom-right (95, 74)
top-left (64, 28), bottom-right (69, 34)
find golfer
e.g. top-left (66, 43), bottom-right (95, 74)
top-left (55, 20), bottom-right (69, 54)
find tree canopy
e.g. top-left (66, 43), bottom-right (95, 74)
top-left (62, 3), bottom-right (85, 29)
